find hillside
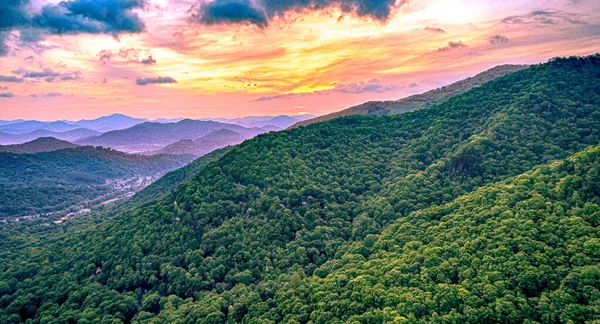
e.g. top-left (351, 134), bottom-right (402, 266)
top-left (0, 137), bottom-right (79, 153)
top-left (296, 64), bottom-right (527, 127)
top-left (130, 147), bottom-right (232, 207)
top-left (77, 119), bottom-right (265, 152)
top-left (0, 55), bottom-right (599, 323)
top-left (0, 146), bottom-right (193, 218)
top-left (0, 128), bottom-right (101, 145)
top-left (152, 129), bottom-right (247, 156)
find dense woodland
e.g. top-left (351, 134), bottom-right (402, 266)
top-left (0, 147), bottom-right (192, 218)
top-left (1, 55), bottom-right (600, 323)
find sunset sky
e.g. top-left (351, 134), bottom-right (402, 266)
top-left (0, 0), bottom-right (599, 120)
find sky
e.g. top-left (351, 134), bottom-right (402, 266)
top-left (0, 0), bottom-right (599, 120)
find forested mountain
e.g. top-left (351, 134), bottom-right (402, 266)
top-left (152, 129), bottom-right (246, 156)
top-left (77, 119), bottom-right (265, 153)
top-left (0, 128), bottom-right (101, 145)
top-left (0, 55), bottom-right (599, 323)
top-left (0, 147), bottom-right (193, 218)
top-left (0, 137), bottom-right (79, 153)
top-left (296, 64), bottom-right (526, 127)
top-left (130, 147), bottom-right (232, 207)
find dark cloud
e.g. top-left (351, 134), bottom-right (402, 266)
top-left (11, 67), bottom-right (81, 82)
top-left (438, 41), bottom-right (466, 52)
top-left (140, 55), bottom-right (156, 65)
top-left (501, 10), bottom-right (587, 26)
top-left (193, 0), bottom-right (405, 28)
top-left (0, 92), bottom-right (15, 98)
top-left (489, 34), bottom-right (509, 45)
top-left (196, 0), bottom-right (268, 27)
top-left (12, 67), bottom-right (59, 78)
top-left (136, 76), bottom-right (177, 85)
top-left (424, 26), bottom-right (445, 33)
top-left (33, 0), bottom-right (147, 35)
top-left (0, 75), bottom-right (25, 83)
top-left (0, 0), bottom-right (147, 55)
top-left (0, 0), bottom-right (31, 31)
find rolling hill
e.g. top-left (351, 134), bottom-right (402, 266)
top-left (296, 64), bottom-right (527, 127)
top-left (0, 146), bottom-right (193, 218)
top-left (77, 119), bottom-right (265, 152)
top-left (151, 129), bottom-right (247, 156)
top-left (0, 137), bottom-right (79, 153)
top-left (0, 55), bottom-right (599, 323)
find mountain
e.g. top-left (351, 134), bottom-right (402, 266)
top-left (77, 119), bottom-right (265, 152)
top-left (296, 64), bottom-right (527, 127)
top-left (260, 124), bottom-right (283, 132)
top-left (0, 120), bottom-right (48, 133)
top-left (0, 146), bottom-right (193, 218)
top-left (37, 121), bottom-right (82, 133)
top-left (1, 55), bottom-right (600, 323)
top-left (130, 147), bottom-right (232, 207)
top-left (0, 119), bottom-right (24, 126)
top-left (0, 128), bottom-right (101, 145)
top-left (204, 114), bottom-right (315, 129)
top-left (0, 137), bottom-right (79, 153)
top-left (73, 113), bottom-right (148, 132)
top-left (152, 129), bottom-right (247, 156)
top-left (274, 143), bottom-right (600, 323)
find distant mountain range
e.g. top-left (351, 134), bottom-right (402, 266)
top-left (202, 114), bottom-right (314, 129)
top-left (296, 64), bottom-right (527, 127)
top-left (0, 114), bottom-right (312, 146)
top-left (150, 129), bottom-right (247, 156)
top-left (0, 128), bottom-right (100, 145)
top-left (0, 137), bottom-right (79, 153)
top-left (76, 119), bottom-right (268, 153)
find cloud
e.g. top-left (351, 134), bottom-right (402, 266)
top-left (97, 48), bottom-right (156, 65)
top-left (437, 41), bottom-right (466, 52)
top-left (0, 75), bottom-right (24, 83)
top-left (136, 76), bottom-right (177, 85)
top-left (254, 78), bottom-right (402, 101)
top-left (33, 0), bottom-right (147, 35)
top-left (193, 0), bottom-right (406, 28)
top-left (409, 82), bottom-right (418, 88)
top-left (501, 10), bottom-right (587, 26)
top-left (30, 92), bottom-right (68, 98)
top-left (333, 78), bottom-right (401, 94)
top-left (139, 55), bottom-right (156, 65)
top-left (0, 92), bottom-right (15, 98)
top-left (0, 0), bottom-right (147, 56)
top-left (11, 67), bottom-right (81, 82)
top-left (424, 26), bottom-right (445, 33)
top-left (489, 35), bottom-right (509, 45)
top-left (12, 67), bottom-right (59, 79)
